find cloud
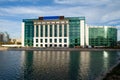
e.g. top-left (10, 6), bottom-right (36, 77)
top-left (54, 0), bottom-right (110, 5)
top-left (0, 0), bottom-right (120, 39)
top-left (0, 0), bottom-right (39, 2)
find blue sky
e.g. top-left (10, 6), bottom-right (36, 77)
top-left (0, 0), bottom-right (120, 40)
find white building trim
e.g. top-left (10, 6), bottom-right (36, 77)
top-left (22, 22), bottom-right (25, 47)
top-left (80, 20), bottom-right (85, 47)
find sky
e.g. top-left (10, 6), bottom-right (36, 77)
top-left (0, 0), bottom-right (120, 40)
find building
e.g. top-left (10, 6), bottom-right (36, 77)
top-left (22, 16), bottom-right (117, 48)
top-left (22, 16), bottom-right (86, 47)
top-left (86, 26), bottom-right (117, 47)
top-left (0, 32), bottom-right (9, 43)
top-left (0, 32), bottom-right (4, 42)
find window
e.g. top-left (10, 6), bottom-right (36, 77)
top-left (45, 39), bottom-right (47, 43)
top-left (64, 44), bottom-right (67, 47)
top-left (40, 44), bottom-right (43, 47)
top-left (59, 39), bottom-right (62, 43)
top-left (54, 44), bottom-right (57, 47)
top-left (36, 44), bottom-right (38, 47)
top-left (59, 44), bottom-right (62, 47)
top-left (64, 39), bottom-right (67, 43)
top-left (40, 39), bottom-right (43, 43)
top-left (50, 44), bottom-right (52, 47)
top-left (45, 44), bottom-right (47, 47)
top-left (54, 39), bottom-right (57, 43)
top-left (50, 39), bottom-right (52, 43)
top-left (36, 39), bottom-right (38, 43)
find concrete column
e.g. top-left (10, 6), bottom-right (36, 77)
top-left (43, 25), bottom-right (45, 37)
top-left (57, 24), bottom-right (59, 37)
top-left (52, 24), bottom-right (55, 37)
top-left (48, 25), bottom-right (50, 37)
top-left (62, 24), bottom-right (64, 37)
top-left (34, 25), bottom-right (36, 37)
top-left (38, 25), bottom-right (40, 37)
top-left (80, 20), bottom-right (85, 47)
top-left (22, 22), bottom-right (25, 47)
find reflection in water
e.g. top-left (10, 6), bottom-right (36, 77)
top-left (0, 51), bottom-right (117, 80)
top-left (80, 51), bottom-right (90, 80)
top-left (22, 51), bottom-right (34, 80)
top-left (69, 51), bottom-right (80, 80)
top-left (103, 51), bottom-right (109, 70)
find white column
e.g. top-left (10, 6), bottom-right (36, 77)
top-left (80, 20), bottom-right (85, 47)
top-left (57, 24), bottom-right (59, 37)
top-left (43, 25), bottom-right (45, 37)
top-left (48, 25), bottom-right (50, 47)
top-left (22, 22), bottom-right (25, 47)
top-left (86, 24), bottom-right (89, 46)
top-left (52, 24), bottom-right (55, 37)
top-left (62, 24), bottom-right (64, 37)
top-left (48, 25), bottom-right (50, 37)
top-left (34, 25), bottom-right (36, 37)
top-left (34, 25), bottom-right (36, 47)
top-left (67, 24), bottom-right (69, 47)
top-left (38, 25), bottom-right (40, 37)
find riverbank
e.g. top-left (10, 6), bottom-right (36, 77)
top-left (0, 47), bottom-right (120, 51)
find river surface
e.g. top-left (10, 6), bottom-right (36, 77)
top-left (0, 50), bottom-right (120, 80)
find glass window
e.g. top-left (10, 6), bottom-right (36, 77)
top-left (45, 44), bottom-right (47, 47)
top-left (59, 39), bottom-right (62, 43)
top-left (59, 44), bottom-right (62, 47)
top-left (54, 44), bottom-right (57, 47)
top-left (64, 44), bottom-right (67, 47)
top-left (36, 44), bottom-right (38, 47)
top-left (54, 25), bottom-right (57, 37)
top-left (50, 39), bottom-right (52, 43)
top-left (45, 39), bottom-right (47, 43)
top-left (36, 25), bottom-right (39, 37)
top-left (40, 44), bottom-right (43, 47)
top-left (54, 39), bottom-right (57, 43)
top-left (45, 25), bottom-right (48, 37)
top-left (36, 39), bottom-right (38, 43)
top-left (40, 39), bottom-right (43, 43)
top-left (41, 25), bottom-right (43, 37)
top-left (64, 39), bottom-right (67, 43)
top-left (50, 25), bottom-right (52, 37)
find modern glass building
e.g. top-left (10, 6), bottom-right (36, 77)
top-left (22, 16), bottom-right (117, 47)
top-left (87, 26), bottom-right (117, 47)
top-left (22, 16), bottom-right (86, 47)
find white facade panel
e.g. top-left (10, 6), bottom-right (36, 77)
top-left (22, 22), bottom-right (25, 47)
top-left (80, 20), bottom-right (85, 47)
top-left (86, 24), bottom-right (89, 45)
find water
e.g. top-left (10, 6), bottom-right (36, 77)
top-left (0, 50), bottom-right (119, 80)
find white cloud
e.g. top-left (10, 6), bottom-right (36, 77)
top-left (0, 0), bottom-right (120, 39)
top-left (54, 0), bottom-right (110, 5)
top-left (0, 0), bottom-right (39, 2)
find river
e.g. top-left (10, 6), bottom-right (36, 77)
top-left (0, 50), bottom-right (119, 80)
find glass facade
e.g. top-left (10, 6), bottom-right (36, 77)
top-left (67, 17), bottom-right (85, 47)
top-left (89, 27), bottom-right (117, 47)
top-left (23, 19), bottom-right (35, 46)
